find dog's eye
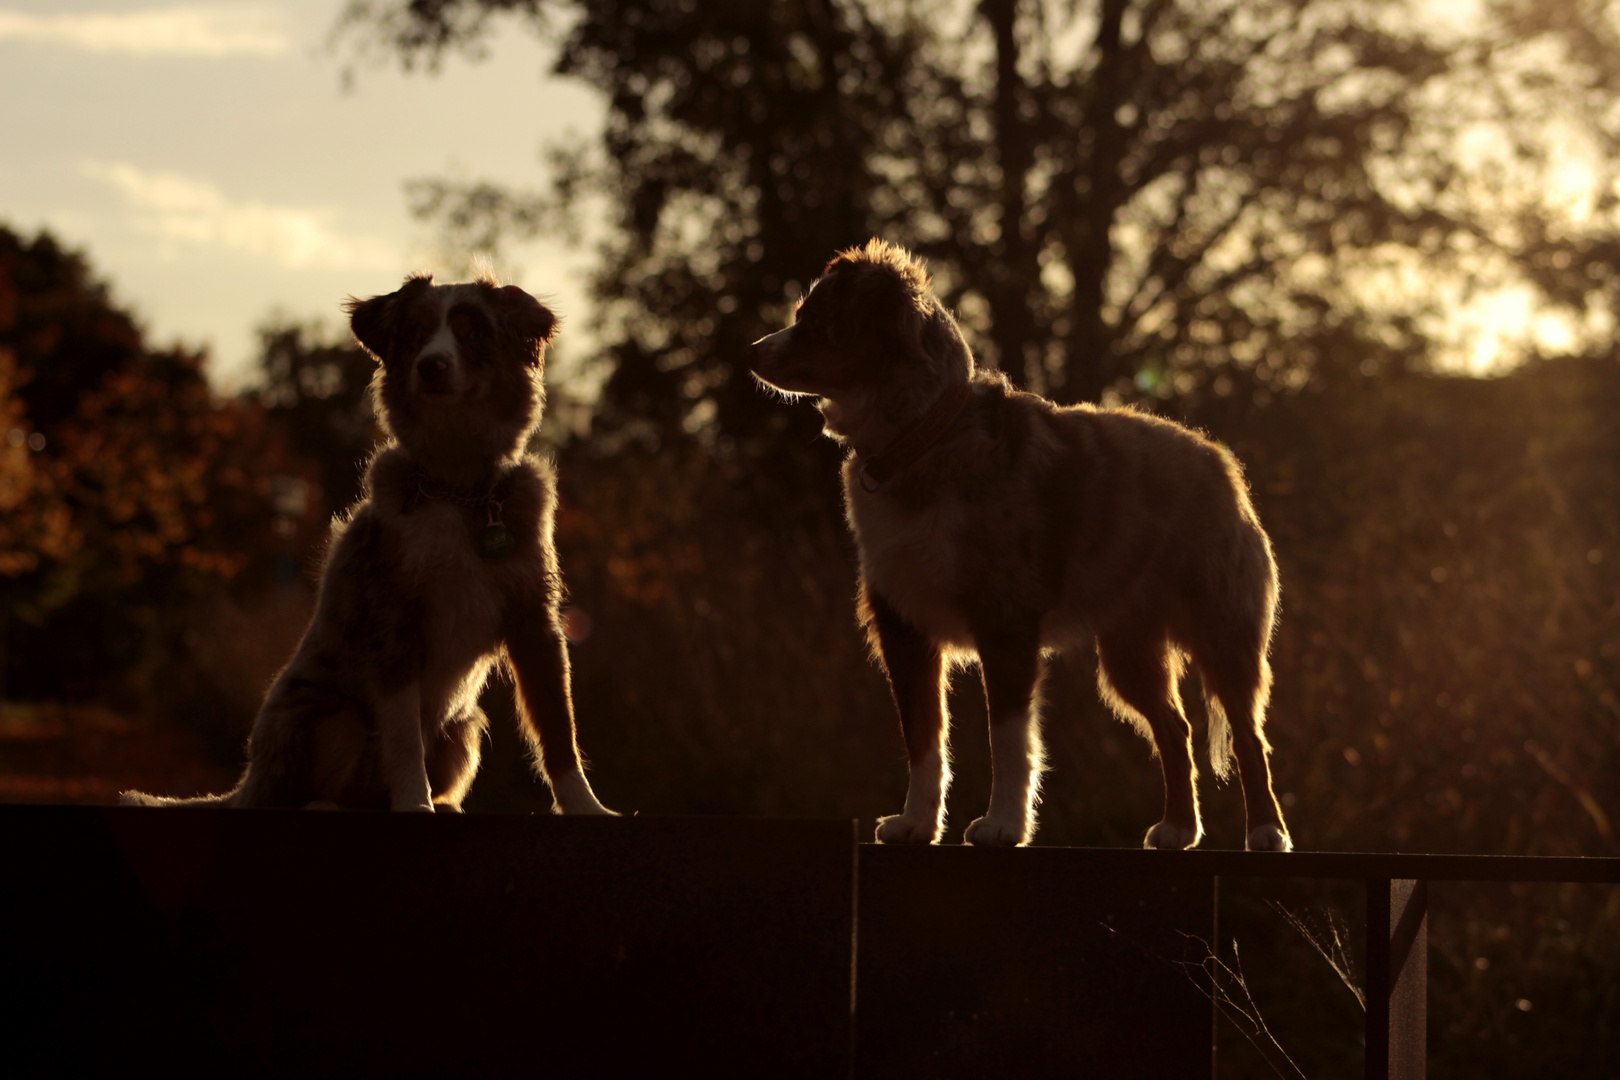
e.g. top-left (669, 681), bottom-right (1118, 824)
top-left (393, 303), bottom-right (438, 365)
top-left (448, 303), bottom-right (494, 359)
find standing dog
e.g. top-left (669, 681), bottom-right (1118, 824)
top-left (122, 274), bottom-right (612, 815)
top-left (746, 240), bottom-right (1290, 850)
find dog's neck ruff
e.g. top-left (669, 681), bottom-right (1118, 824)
top-left (858, 382), bottom-right (974, 491)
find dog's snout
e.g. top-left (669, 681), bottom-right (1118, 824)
top-left (415, 352), bottom-right (455, 392)
top-left (745, 327), bottom-right (788, 372)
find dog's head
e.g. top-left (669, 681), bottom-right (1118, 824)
top-left (345, 274), bottom-right (558, 473)
top-left (745, 239), bottom-right (973, 439)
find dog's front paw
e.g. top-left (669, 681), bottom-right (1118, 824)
top-left (1246, 823), bottom-right (1293, 852)
top-left (875, 814), bottom-right (941, 844)
top-left (562, 799), bottom-right (618, 816)
top-left (963, 814), bottom-right (1028, 847)
top-left (1143, 820), bottom-right (1201, 850)
top-left (551, 770), bottom-right (618, 815)
top-left (393, 801), bottom-right (435, 812)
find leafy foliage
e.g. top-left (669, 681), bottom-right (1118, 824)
top-left (0, 228), bottom-right (286, 702)
top-left (254, 318), bottom-right (380, 518)
top-left (340, 0), bottom-right (1599, 443)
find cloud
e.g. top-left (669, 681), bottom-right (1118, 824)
top-left (83, 160), bottom-right (394, 270)
top-left (0, 5), bottom-right (289, 57)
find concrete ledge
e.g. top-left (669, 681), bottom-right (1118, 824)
top-left (1, 806), bottom-right (857, 1078)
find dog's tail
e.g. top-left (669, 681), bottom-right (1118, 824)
top-left (1203, 690), bottom-right (1235, 782)
top-left (118, 786), bottom-right (240, 808)
top-left (1193, 489), bottom-right (1279, 785)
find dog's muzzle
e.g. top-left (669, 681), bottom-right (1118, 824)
top-left (744, 326), bottom-right (792, 375)
top-left (414, 352), bottom-right (455, 395)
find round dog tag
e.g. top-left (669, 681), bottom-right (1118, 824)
top-left (478, 523), bottom-right (516, 560)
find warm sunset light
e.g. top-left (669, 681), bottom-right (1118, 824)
top-left (2, 2), bottom-right (1616, 1077)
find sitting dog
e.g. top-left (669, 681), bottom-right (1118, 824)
top-left (746, 239), bottom-right (1291, 850)
top-left (122, 274), bottom-right (613, 815)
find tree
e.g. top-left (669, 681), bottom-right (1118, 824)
top-left (347, 0), bottom-right (913, 481)
top-left (0, 226), bottom-right (281, 700)
top-left (887, 0), bottom-right (1462, 403)
top-left (347, 1), bottom-right (1591, 434)
top-left (255, 318), bottom-right (380, 518)
top-left (1458, 0), bottom-right (1620, 345)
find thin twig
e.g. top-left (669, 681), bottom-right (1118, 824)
top-left (1269, 901), bottom-right (1366, 1012)
top-left (1118, 925), bottom-right (1309, 1080)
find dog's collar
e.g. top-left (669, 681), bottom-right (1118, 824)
top-left (858, 382), bottom-right (974, 492)
top-left (404, 468), bottom-right (514, 510)
top-left (403, 468), bottom-right (520, 560)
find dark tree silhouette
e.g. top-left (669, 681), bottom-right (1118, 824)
top-left (888, 0), bottom-right (1460, 403)
top-left (339, 0), bottom-right (1586, 443)
top-left (254, 319), bottom-right (379, 517)
top-left (0, 229), bottom-right (147, 438)
top-left (350, 0), bottom-right (913, 492)
top-left (0, 226), bottom-right (280, 701)
top-left (1464, 0), bottom-right (1620, 338)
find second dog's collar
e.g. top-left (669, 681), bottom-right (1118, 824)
top-left (858, 382), bottom-right (974, 491)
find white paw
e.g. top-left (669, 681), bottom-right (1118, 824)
top-left (393, 801), bottom-right (435, 813)
top-left (560, 799), bottom-right (618, 816)
top-left (875, 814), bottom-right (941, 844)
top-left (552, 771), bottom-right (618, 815)
top-left (963, 814), bottom-right (1029, 847)
top-left (1143, 820), bottom-right (1201, 850)
top-left (1246, 823), bottom-right (1293, 851)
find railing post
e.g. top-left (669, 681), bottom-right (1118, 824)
top-left (1365, 878), bottom-right (1428, 1080)
top-left (1211, 874), bottom-right (1220, 1080)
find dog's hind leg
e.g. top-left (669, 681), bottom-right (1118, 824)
top-left (1195, 630), bottom-right (1291, 852)
top-left (1188, 530), bottom-right (1291, 851)
top-left (963, 625), bottom-right (1045, 848)
top-left (1096, 627), bottom-right (1202, 850)
top-left (865, 589), bottom-right (950, 844)
top-left (427, 705), bottom-right (488, 812)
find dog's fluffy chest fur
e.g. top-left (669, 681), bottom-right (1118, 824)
top-left (846, 475), bottom-right (977, 646)
top-left (331, 448), bottom-right (557, 720)
top-left (394, 498), bottom-right (506, 671)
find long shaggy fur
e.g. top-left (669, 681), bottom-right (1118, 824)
top-left (747, 239), bottom-right (1291, 851)
top-left (122, 274), bottom-right (613, 816)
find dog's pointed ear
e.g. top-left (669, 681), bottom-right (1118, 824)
top-left (344, 293), bottom-right (393, 361)
top-left (494, 285), bottom-right (558, 360)
top-left (345, 274), bottom-right (430, 362)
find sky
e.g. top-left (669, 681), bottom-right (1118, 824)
top-left (0, 0), bottom-right (603, 390)
top-left (0, 0), bottom-right (1595, 394)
